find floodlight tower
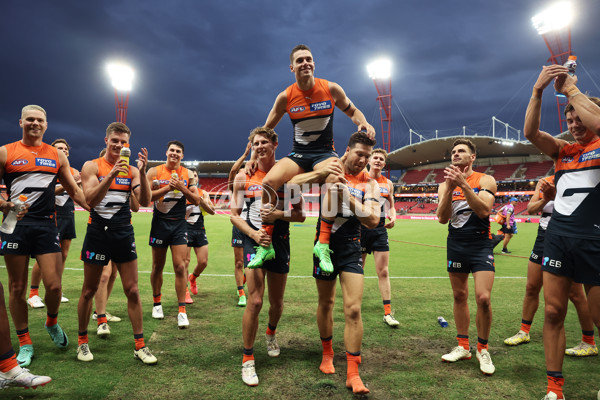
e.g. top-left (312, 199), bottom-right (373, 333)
top-left (107, 63), bottom-right (134, 123)
top-left (367, 59), bottom-right (392, 177)
top-left (532, 1), bottom-right (574, 133)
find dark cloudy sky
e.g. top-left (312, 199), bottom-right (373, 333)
top-left (2, 0), bottom-right (600, 170)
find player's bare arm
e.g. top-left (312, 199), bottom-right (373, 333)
top-left (132, 147), bottom-right (151, 207)
top-left (199, 190), bottom-right (216, 215)
top-left (524, 66), bottom-right (570, 160)
top-left (230, 171), bottom-right (271, 246)
top-left (329, 81), bottom-right (375, 139)
top-left (555, 73), bottom-right (600, 136)
top-left (384, 180), bottom-right (396, 229)
top-left (260, 197), bottom-right (305, 224)
top-left (527, 179), bottom-right (555, 215)
top-left (0, 146), bottom-right (28, 217)
top-left (175, 168), bottom-right (201, 206)
top-left (445, 167), bottom-right (496, 219)
top-left (57, 150), bottom-right (88, 210)
top-left (288, 158), bottom-right (345, 186)
top-left (229, 142), bottom-right (251, 190)
top-left (147, 167), bottom-right (171, 202)
top-left (81, 159), bottom-right (126, 209)
top-left (436, 180), bottom-right (455, 224)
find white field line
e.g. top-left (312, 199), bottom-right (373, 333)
top-left (0, 265), bottom-right (526, 279)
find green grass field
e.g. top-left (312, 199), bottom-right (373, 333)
top-left (1, 212), bottom-right (597, 399)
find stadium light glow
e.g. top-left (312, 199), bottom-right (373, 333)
top-left (367, 59), bottom-right (392, 80)
top-left (107, 62), bottom-right (134, 91)
top-left (532, 2), bottom-right (574, 35)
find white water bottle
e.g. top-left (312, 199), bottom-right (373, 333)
top-left (0, 195), bottom-right (28, 234)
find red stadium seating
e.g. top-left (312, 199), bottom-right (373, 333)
top-left (401, 169), bottom-right (431, 184)
top-left (521, 161), bottom-right (553, 179)
top-left (198, 177), bottom-right (228, 192)
top-left (488, 163), bottom-right (519, 181)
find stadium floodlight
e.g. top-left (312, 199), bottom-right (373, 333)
top-left (367, 59), bottom-right (392, 80)
top-left (106, 62), bottom-right (134, 123)
top-left (531, 1), bottom-right (573, 35)
top-left (107, 62), bottom-right (134, 91)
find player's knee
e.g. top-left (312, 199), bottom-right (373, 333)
top-left (344, 303), bottom-right (362, 321)
top-left (247, 295), bottom-right (263, 313)
top-left (377, 267), bottom-right (389, 280)
top-left (173, 263), bottom-right (186, 276)
top-left (81, 285), bottom-right (98, 301)
top-left (544, 303), bottom-right (566, 324)
top-left (235, 260), bottom-right (244, 269)
top-left (525, 282), bottom-right (542, 298)
top-left (123, 285), bottom-right (140, 301)
top-left (475, 292), bottom-right (491, 309)
top-left (452, 290), bottom-right (468, 304)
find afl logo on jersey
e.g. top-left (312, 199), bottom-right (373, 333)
top-left (289, 106), bottom-right (305, 113)
top-left (561, 156), bottom-right (574, 163)
top-left (247, 184), bottom-right (263, 192)
top-left (11, 159), bottom-right (29, 166)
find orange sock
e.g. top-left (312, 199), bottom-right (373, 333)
top-left (153, 294), bottom-right (161, 305)
top-left (262, 223), bottom-right (274, 237)
top-left (78, 332), bottom-right (88, 346)
top-left (266, 325), bottom-right (276, 336)
top-left (0, 352), bottom-right (18, 373)
top-left (134, 334), bottom-right (145, 350)
top-left (477, 342), bottom-right (488, 352)
top-left (318, 218), bottom-right (333, 244)
top-left (521, 320), bottom-right (532, 334)
top-left (383, 302), bottom-right (392, 316)
top-left (547, 373), bottom-right (564, 398)
top-left (178, 305), bottom-right (186, 314)
top-left (29, 287), bottom-right (39, 298)
top-left (457, 336), bottom-right (469, 351)
top-left (97, 314), bottom-right (108, 325)
top-left (320, 337), bottom-right (335, 374)
top-left (17, 329), bottom-right (33, 347)
top-left (346, 352), bottom-right (369, 394)
top-left (238, 288), bottom-right (245, 297)
top-left (45, 314), bottom-right (57, 327)
top-left (189, 274), bottom-right (196, 282)
top-left (582, 330), bottom-right (595, 345)
top-left (242, 348), bottom-right (254, 364)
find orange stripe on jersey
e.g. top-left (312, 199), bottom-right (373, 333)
top-left (451, 172), bottom-right (484, 201)
top-left (556, 138), bottom-right (600, 172)
top-left (96, 157), bottom-right (133, 189)
top-left (244, 170), bottom-right (266, 198)
top-left (4, 141), bottom-right (60, 174)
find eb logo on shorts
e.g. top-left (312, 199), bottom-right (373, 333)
top-left (542, 257), bottom-right (562, 268)
top-left (84, 251), bottom-right (106, 261)
top-left (1, 241), bottom-right (18, 250)
top-left (448, 261), bottom-right (462, 269)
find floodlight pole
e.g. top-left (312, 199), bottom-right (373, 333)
top-left (114, 90), bottom-right (130, 124)
top-left (370, 77), bottom-right (392, 178)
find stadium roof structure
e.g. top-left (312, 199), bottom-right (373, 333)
top-left (385, 132), bottom-right (571, 170)
top-left (147, 131), bottom-right (573, 174)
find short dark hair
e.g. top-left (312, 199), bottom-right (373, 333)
top-left (290, 44), bottom-right (311, 64)
top-left (348, 131), bottom-right (376, 149)
top-left (106, 122), bottom-right (131, 138)
top-left (248, 126), bottom-right (278, 144)
top-left (167, 140), bottom-right (185, 153)
top-left (452, 138), bottom-right (476, 154)
top-left (565, 96), bottom-right (600, 116)
top-left (51, 138), bottom-right (70, 150)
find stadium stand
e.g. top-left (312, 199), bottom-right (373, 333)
top-left (400, 169), bottom-right (430, 184)
top-left (488, 163), bottom-right (519, 181)
top-left (198, 177), bottom-right (228, 191)
top-left (520, 161), bottom-right (553, 179)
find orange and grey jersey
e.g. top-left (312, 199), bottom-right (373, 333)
top-left (328, 171), bottom-right (372, 239)
top-left (241, 169), bottom-right (287, 234)
top-left (538, 175), bottom-right (554, 231)
top-left (548, 138), bottom-right (600, 239)
top-left (55, 167), bottom-right (76, 216)
top-left (185, 189), bottom-right (205, 231)
top-left (286, 78), bottom-right (335, 152)
top-left (153, 164), bottom-right (190, 219)
top-left (2, 141), bottom-right (60, 224)
top-left (373, 174), bottom-right (392, 227)
top-left (89, 157), bottom-right (132, 226)
top-left (448, 171), bottom-right (491, 241)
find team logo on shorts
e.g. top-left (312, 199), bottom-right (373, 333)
top-left (85, 251), bottom-right (106, 261)
top-left (150, 237), bottom-right (163, 245)
top-left (448, 260), bottom-right (462, 269)
top-left (542, 257), bottom-right (562, 268)
top-left (1, 241), bottom-right (17, 250)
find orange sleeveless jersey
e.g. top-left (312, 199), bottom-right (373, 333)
top-left (550, 137), bottom-right (600, 239)
top-left (286, 78), bottom-right (335, 152)
top-left (373, 174), bottom-right (391, 226)
top-left (448, 171), bottom-right (491, 240)
top-left (3, 141), bottom-right (60, 222)
top-left (330, 171), bottom-right (371, 237)
top-left (89, 157), bottom-right (132, 225)
top-left (153, 164), bottom-right (190, 218)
